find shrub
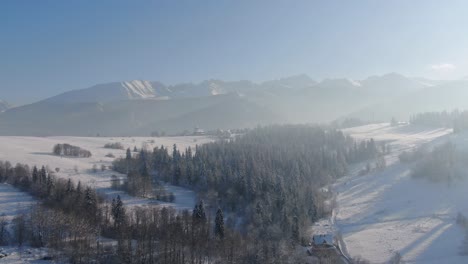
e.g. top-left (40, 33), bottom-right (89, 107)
top-left (53, 144), bottom-right (92, 158)
top-left (104, 142), bottom-right (124, 150)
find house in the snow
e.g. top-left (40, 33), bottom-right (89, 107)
top-left (193, 127), bottom-right (205, 136)
top-left (312, 234), bottom-right (335, 248)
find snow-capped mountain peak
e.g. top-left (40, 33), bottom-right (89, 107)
top-left (43, 80), bottom-right (173, 103)
top-left (121, 80), bottom-right (157, 99)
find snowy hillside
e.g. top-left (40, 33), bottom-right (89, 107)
top-left (333, 124), bottom-right (468, 263)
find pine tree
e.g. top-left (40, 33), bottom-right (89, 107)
top-left (46, 174), bottom-right (54, 196)
top-left (214, 208), bottom-right (225, 239)
top-left (192, 200), bottom-right (206, 224)
top-left (75, 181), bottom-right (83, 203)
top-left (40, 166), bottom-right (47, 184)
top-left (112, 195), bottom-right (126, 228)
top-left (32, 166), bottom-right (38, 183)
top-left (172, 144), bottom-right (179, 164)
top-left (173, 163), bottom-right (181, 185)
top-left (85, 187), bottom-right (96, 208)
top-left (139, 150), bottom-right (149, 177)
top-left (66, 178), bottom-right (74, 193)
top-left (126, 148), bottom-right (132, 160)
top-left (291, 215), bottom-right (299, 242)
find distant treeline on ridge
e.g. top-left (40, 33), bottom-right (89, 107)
top-left (410, 110), bottom-right (468, 132)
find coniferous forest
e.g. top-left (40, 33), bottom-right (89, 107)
top-left (112, 125), bottom-right (380, 260)
top-left (0, 125), bottom-right (380, 263)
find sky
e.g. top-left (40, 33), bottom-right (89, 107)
top-left (1, 0), bottom-right (468, 104)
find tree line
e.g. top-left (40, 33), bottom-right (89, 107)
top-left (410, 110), bottom-right (468, 133)
top-left (0, 160), bottom-right (314, 263)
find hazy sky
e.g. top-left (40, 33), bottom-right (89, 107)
top-left (1, 0), bottom-right (468, 104)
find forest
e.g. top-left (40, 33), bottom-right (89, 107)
top-left (0, 161), bottom-right (256, 263)
top-left (0, 125), bottom-right (381, 263)
top-left (113, 125), bottom-right (380, 247)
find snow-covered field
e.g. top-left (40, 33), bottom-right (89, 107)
top-left (334, 123), bottom-right (468, 263)
top-left (0, 184), bottom-right (49, 263)
top-left (0, 135), bottom-right (213, 263)
top-left (0, 135), bottom-right (213, 209)
top-left (0, 183), bottom-right (36, 222)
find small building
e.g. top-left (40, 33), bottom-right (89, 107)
top-left (312, 234), bottom-right (334, 248)
top-left (193, 127), bottom-right (205, 136)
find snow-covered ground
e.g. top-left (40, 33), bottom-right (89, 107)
top-left (0, 184), bottom-right (52, 263)
top-left (0, 183), bottom-right (36, 222)
top-left (0, 136), bottom-right (213, 263)
top-left (332, 123), bottom-right (468, 263)
top-left (0, 136), bottom-right (213, 209)
top-left (0, 247), bottom-right (55, 264)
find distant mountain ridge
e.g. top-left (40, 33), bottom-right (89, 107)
top-left (43, 75), bottom-right (317, 104)
top-left (43, 80), bottom-right (171, 103)
top-left (346, 79), bottom-right (468, 121)
top-left (0, 73), bottom-right (461, 136)
top-left (39, 73), bottom-right (425, 105)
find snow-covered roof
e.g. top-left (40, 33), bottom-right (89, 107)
top-left (312, 234), bottom-right (334, 246)
top-left (194, 127), bottom-right (205, 134)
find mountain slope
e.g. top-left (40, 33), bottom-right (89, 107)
top-left (0, 94), bottom-right (280, 136)
top-left (0, 100), bottom-right (11, 112)
top-left (138, 97), bottom-right (282, 134)
top-left (44, 80), bottom-right (171, 103)
top-left (348, 80), bottom-right (468, 121)
top-left (360, 72), bottom-right (428, 97)
top-left (41, 75), bottom-right (318, 105)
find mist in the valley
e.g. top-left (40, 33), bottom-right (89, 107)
top-left (1, 1), bottom-right (468, 264)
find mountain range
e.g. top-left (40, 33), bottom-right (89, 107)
top-left (1, 73), bottom-right (467, 136)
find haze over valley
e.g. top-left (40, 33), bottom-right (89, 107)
top-left (2, 73), bottom-right (468, 137)
top-left (2, 1), bottom-right (468, 263)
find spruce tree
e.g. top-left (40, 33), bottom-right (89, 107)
top-left (40, 166), bottom-right (47, 184)
top-left (192, 200), bottom-right (206, 224)
top-left (46, 174), bottom-right (54, 196)
top-left (32, 166), bottom-right (38, 183)
top-left (66, 178), bottom-right (74, 193)
top-left (215, 208), bottom-right (225, 239)
top-left (172, 144), bottom-right (179, 163)
top-left (85, 187), bottom-right (95, 208)
top-left (75, 181), bottom-right (82, 203)
top-left (112, 195), bottom-right (125, 227)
